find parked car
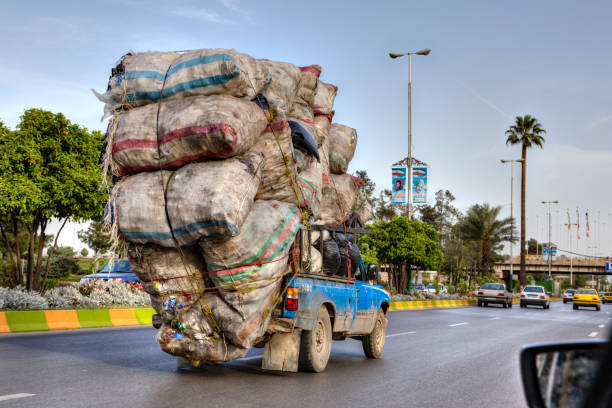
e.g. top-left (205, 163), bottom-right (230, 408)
top-left (425, 284), bottom-right (436, 294)
top-left (477, 283), bottom-right (513, 308)
top-left (79, 260), bottom-right (140, 284)
top-left (573, 288), bottom-right (601, 311)
top-left (437, 284), bottom-right (448, 294)
top-left (409, 283), bottom-right (426, 295)
top-left (520, 285), bottom-right (550, 309)
top-left (562, 288), bottom-right (576, 303)
top-left (602, 292), bottom-right (612, 304)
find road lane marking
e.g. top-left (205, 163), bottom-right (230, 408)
top-left (236, 355), bottom-right (263, 361)
top-left (489, 317), bottom-right (501, 320)
top-left (588, 332), bottom-right (598, 337)
top-left (0, 394), bottom-right (35, 402)
top-left (386, 331), bottom-right (416, 338)
top-left (599, 324), bottom-right (605, 328)
top-left (449, 322), bottom-right (468, 327)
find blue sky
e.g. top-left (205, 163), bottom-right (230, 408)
top-left (1, 0), bottom-right (611, 256)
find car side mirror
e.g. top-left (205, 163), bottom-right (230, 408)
top-left (520, 340), bottom-right (608, 408)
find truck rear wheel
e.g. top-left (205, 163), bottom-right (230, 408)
top-left (362, 309), bottom-right (387, 359)
top-left (299, 306), bottom-right (332, 372)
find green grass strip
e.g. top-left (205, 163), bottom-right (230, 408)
top-left (76, 310), bottom-right (112, 328)
top-left (5, 311), bottom-right (49, 332)
top-left (134, 308), bottom-right (156, 325)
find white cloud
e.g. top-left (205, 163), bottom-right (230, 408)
top-left (587, 114), bottom-right (612, 129)
top-left (169, 7), bottom-right (231, 24)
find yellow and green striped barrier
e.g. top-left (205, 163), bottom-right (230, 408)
top-left (389, 299), bottom-right (477, 311)
top-left (0, 308), bottom-right (156, 333)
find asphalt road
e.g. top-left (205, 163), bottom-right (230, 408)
top-left (1, 302), bottom-right (610, 408)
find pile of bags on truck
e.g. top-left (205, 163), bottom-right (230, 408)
top-left (95, 48), bottom-right (372, 364)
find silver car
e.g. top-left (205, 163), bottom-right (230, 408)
top-left (477, 283), bottom-right (513, 308)
top-left (520, 285), bottom-right (550, 309)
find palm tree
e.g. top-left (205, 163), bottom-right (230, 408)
top-left (460, 203), bottom-right (515, 277)
top-left (505, 115), bottom-right (546, 287)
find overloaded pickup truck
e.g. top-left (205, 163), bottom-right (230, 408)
top-left (477, 282), bottom-right (513, 308)
top-left (257, 223), bottom-right (390, 373)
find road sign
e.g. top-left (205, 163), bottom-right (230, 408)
top-left (606, 262), bottom-right (612, 273)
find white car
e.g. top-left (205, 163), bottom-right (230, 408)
top-left (520, 285), bottom-right (550, 309)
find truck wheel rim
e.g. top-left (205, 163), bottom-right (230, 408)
top-left (314, 321), bottom-right (325, 353)
top-left (375, 317), bottom-right (385, 349)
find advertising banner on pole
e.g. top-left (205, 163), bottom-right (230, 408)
top-left (391, 167), bottom-right (407, 205)
top-left (412, 166), bottom-right (428, 204)
top-left (542, 245), bottom-right (558, 262)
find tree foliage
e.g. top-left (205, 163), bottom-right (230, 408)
top-left (0, 109), bottom-right (107, 291)
top-left (459, 203), bottom-right (515, 277)
top-left (78, 219), bottom-right (113, 255)
top-left (359, 217), bottom-right (443, 293)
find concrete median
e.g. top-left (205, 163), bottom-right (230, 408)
top-left (0, 308), bottom-right (156, 333)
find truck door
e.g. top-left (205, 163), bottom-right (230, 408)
top-left (351, 280), bottom-right (376, 334)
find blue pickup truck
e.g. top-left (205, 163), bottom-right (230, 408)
top-left (259, 224), bottom-right (390, 373)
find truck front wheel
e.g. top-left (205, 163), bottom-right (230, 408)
top-left (362, 309), bottom-right (387, 359)
top-left (299, 306), bottom-right (332, 372)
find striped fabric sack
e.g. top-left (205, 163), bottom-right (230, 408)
top-left (114, 151), bottom-right (264, 247)
top-left (110, 96), bottom-right (268, 176)
top-left (314, 113), bottom-right (333, 147)
top-left (298, 156), bottom-right (322, 219)
top-left (318, 173), bottom-right (361, 225)
top-left (259, 60), bottom-right (301, 116)
top-left (96, 49), bottom-right (270, 118)
top-left (200, 200), bottom-right (300, 290)
top-left (287, 66), bottom-right (320, 123)
top-left (252, 119), bottom-right (302, 206)
top-left (313, 81), bottom-right (338, 116)
top-left (329, 123), bottom-right (358, 174)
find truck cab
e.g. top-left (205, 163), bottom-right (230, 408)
top-left (261, 222), bottom-right (390, 373)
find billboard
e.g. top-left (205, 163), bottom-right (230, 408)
top-left (391, 167), bottom-right (407, 204)
top-left (606, 262), bottom-right (612, 273)
top-left (412, 166), bottom-right (428, 204)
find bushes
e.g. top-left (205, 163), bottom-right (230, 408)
top-left (0, 279), bottom-right (151, 310)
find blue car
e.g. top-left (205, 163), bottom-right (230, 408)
top-left (80, 260), bottom-right (140, 284)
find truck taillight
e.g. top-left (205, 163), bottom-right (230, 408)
top-left (285, 287), bottom-right (299, 311)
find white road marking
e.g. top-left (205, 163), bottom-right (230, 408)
top-left (386, 331), bottom-right (416, 338)
top-left (588, 332), bottom-right (599, 337)
top-left (599, 324), bottom-right (605, 328)
top-left (449, 322), bottom-right (468, 327)
top-left (489, 317), bottom-right (501, 320)
top-left (236, 355), bottom-right (263, 362)
top-left (0, 394), bottom-right (35, 402)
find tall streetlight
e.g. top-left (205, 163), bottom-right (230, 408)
top-left (564, 209), bottom-right (577, 287)
top-left (542, 200), bottom-right (559, 280)
top-left (501, 159), bottom-right (523, 291)
top-left (389, 48), bottom-right (431, 217)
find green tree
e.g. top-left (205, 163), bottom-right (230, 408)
top-left (359, 217), bottom-right (443, 294)
top-left (459, 203), bottom-right (515, 277)
top-left (78, 219), bottom-right (113, 255)
top-left (505, 115), bottom-right (546, 286)
top-left (48, 246), bottom-right (80, 278)
top-left (0, 109), bottom-right (107, 291)
top-left (80, 248), bottom-right (89, 257)
top-left (373, 189), bottom-right (398, 221)
top-left (527, 238), bottom-right (544, 255)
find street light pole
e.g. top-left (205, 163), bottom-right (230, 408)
top-left (542, 200), bottom-right (559, 280)
top-left (390, 48), bottom-right (430, 218)
top-left (501, 159), bottom-right (523, 292)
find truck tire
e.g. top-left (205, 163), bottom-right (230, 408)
top-left (299, 306), bottom-right (332, 372)
top-left (362, 309), bottom-right (387, 359)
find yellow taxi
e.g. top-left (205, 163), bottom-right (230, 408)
top-left (602, 292), bottom-right (612, 304)
top-left (572, 287), bottom-right (601, 311)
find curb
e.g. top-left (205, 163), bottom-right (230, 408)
top-left (389, 299), bottom-right (476, 311)
top-left (0, 308), bottom-right (156, 333)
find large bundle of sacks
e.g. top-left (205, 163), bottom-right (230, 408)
top-left (96, 48), bottom-right (372, 365)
